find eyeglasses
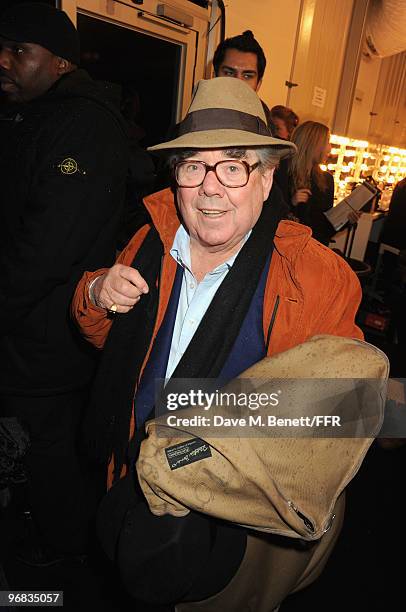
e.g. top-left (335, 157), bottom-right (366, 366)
top-left (174, 159), bottom-right (260, 188)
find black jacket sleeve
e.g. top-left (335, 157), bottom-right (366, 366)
top-left (0, 104), bottom-right (128, 335)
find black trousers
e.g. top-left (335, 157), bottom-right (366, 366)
top-left (1, 390), bottom-right (106, 554)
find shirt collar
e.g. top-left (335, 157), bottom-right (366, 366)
top-left (170, 225), bottom-right (251, 275)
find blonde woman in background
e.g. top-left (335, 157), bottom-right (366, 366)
top-left (289, 121), bottom-right (336, 246)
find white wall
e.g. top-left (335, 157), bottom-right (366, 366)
top-left (222, 0), bottom-right (357, 129)
top-left (348, 55), bottom-right (382, 140)
top-left (289, 0), bottom-right (355, 128)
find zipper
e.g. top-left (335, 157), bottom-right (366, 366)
top-left (288, 501), bottom-right (315, 533)
top-left (265, 294), bottom-right (280, 351)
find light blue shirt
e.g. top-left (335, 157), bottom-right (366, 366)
top-left (165, 225), bottom-right (248, 379)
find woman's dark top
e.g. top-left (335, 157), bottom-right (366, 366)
top-left (295, 171), bottom-right (335, 246)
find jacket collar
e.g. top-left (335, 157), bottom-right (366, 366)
top-left (143, 187), bottom-right (313, 259)
top-left (143, 188), bottom-right (182, 252)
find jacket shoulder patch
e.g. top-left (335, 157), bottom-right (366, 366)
top-left (58, 158), bottom-right (79, 175)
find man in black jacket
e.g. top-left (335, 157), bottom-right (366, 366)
top-left (0, 2), bottom-right (129, 564)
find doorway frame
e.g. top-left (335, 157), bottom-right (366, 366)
top-left (60, 0), bottom-right (210, 121)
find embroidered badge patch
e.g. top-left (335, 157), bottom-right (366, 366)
top-left (58, 158), bottom-right (78, 175)
top-left (165, 438), bottom-right (212, 471)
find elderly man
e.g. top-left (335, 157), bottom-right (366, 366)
top-left (72, 76), bottom-right (362, 606)
top-left (0, 2), bottom-right (128, 565)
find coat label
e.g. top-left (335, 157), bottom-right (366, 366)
top-left (165, 438), bottom-right (212, 470)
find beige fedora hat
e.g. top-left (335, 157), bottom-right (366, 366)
top-left (148, 77), bottom-right (297, 159)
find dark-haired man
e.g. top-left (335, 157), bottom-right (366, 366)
top-left (213, 29), bottom-right (266, 93)
top-left (0, 2), bottom-right (128, 565)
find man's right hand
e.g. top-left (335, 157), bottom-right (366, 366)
top-left (92, 264), bottom-right (149, 313)
top-left (291, 188), bottom-right (312, 206)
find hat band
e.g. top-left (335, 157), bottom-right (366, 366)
top-left (178, 108), bottom-right (272, 137)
